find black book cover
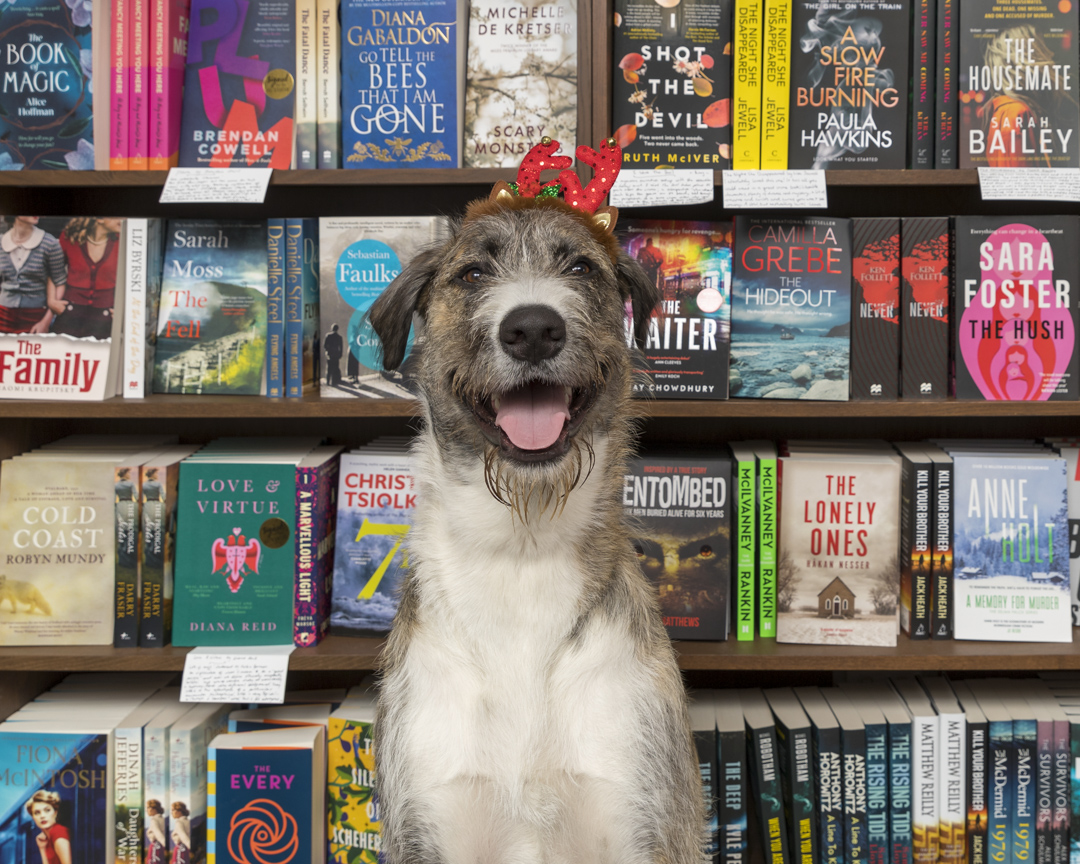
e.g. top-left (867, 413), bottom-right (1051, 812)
top-left (767, 688), bottom-right (819, 864)
top-left (926, 447), bottom-right (954, 639)
top-left (935, 0), bottom-right (956, 167)
top-left (895, 442), bottom-right (933, 640)
top-left (910, 0), bottom-right (936, 167)
top-left (718, 691), bottom-right (750, 864)
top-left (851, 218), bottom-right (901, 400)
top-left (795, 687), bottom-right (844, 864)
top-left (692, 695), bottom-right (722, 863)
top-left (823, 688), bottom-right (870, 864)
top-left (951, 681), bottom-right (989, 864)
top-left (744, 688), bottom-right (792, 864)
top-left (900, 217), bottom-right (950, 399)
top-left (953, 216), bottom-right (1080, 401)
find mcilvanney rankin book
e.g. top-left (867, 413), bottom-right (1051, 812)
top-left (788, 0), bottom-right (910, 168)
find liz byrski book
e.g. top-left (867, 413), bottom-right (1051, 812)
top-left (618, 220), bottom-right (732, 400)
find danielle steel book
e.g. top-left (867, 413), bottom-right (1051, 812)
top-left (623, 451), bottom-right (732, 641)
top-left (611, 0), bottom-right (732, 169)
top-left (618, 220), bottom-right (732, 400)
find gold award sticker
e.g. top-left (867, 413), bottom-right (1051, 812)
top-left (264, 69), bottom-right (295, 99)
top-left (260, 517), bottom-right (290, 549)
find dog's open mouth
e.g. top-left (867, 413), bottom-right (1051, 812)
top-left (468, 381), bottom-right (595, 462)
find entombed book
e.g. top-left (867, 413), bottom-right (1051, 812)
top-left (953, 216), bottom-right (1080, 401)
top-left (624, 453), bottom-right (732, 640)
top-left (850, 218), bottom-right (900, 400)
top-left (619, 221), bottom-right (732, 400)
top-left (612, 0), bottom-right (733, 169)
top-left (788, 0), bottom-right (910, 168)
top-left (900, 217), bottom-right (949, 400)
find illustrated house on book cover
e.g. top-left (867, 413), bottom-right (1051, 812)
top-left (817, 576), bottom-right (856, 618)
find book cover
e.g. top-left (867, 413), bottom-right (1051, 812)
top-left (463, 0), bottom-right (576, 168)
top-left (139, 454), bottom-right (185, 646)
top-left (341, 0), bottom-right (461, 168)
top-left (900, 217), bottom-right (950, 400)
top-left (318, 216), bottom-right (444, 399)
top-left (717, 691), bottom-right (749, 864)
top-left (732, 0), bottom-right (762, 169)
top-left (1058, 446), bottom-right (1080, 627)
top-left (761, 0), bottom-right (789, 170)
top-left (690, 694), bottom-right (721, 862)
top-left (895, 442), bottom-right (932, 639)
top-left (927, 447), bottom-right (954, 639)
top-left (823, 688), bottom-right (869, 864)
top-left (744, 688), bottom-right (791, 864)
top-left (316, 0), bottom-right (340, 168)
top-left (951, 680), bottom-right (989, 864)
top-left (295, 0), bottom-right (317, 169)
top-left (934, 0), bottom-right (955, 167)
top-left (285, 218), bottom-right (319, 397)
top-left (266, 219), bottom-right (285, 399)
top-left (327, 699), bottom-right (380, 863)
top-left (293, 447), bottom-right (341, 647)
top-left (624, 452), bottom-right (732, 641)
top-left (619, 220), bottom-right (732, 400)
top-left (129, 0), bottom-right (149, 169)
top-left (152, 220), bottom-right (268, 396)
top-left (750, 440), bottom-right (778, 638)
top-left (149, 0), bottom-right (192, 169)
top-left (794, 687), bottom-right (844, 864)
top-left (957, 0), bottom-right (1079, 168)
top-left (178, 0), bottom-right (297, 168)
top-left (788, 0), bottom-right (910, 168)
top-left (910, 0), bottom-right (935, 167)
top-left (729, 442), bottom-right (757, 641)
top-left (612, 0), bottom-right (732, 169)
top-left (851, 218), bottom-right (900, 400)
top-left (113, 460), bottom-right (141, 647)
top-left (766, 688), bottom-right (818, 864)
top-left (111, 0), bottom-right (129, 170)
top-left (776, 453), bottom-right (901, 646)
top-left (953, 216), bottom-right (1079, 401)
top-left (951, 452), bottom-right (1071, 642)
top-left (730, 216), bottom-right (852, 401)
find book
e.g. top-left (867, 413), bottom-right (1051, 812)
top-left (149, 0), bottom-right (192, 169)
top-left (341, 0), bottom-right (463, 168)
top-left (129, 0), bottom-right (150, 170)
top-left (717, 690), bottom-right (749, 864)
top-left (295, 0), bottom-right (317, 169)
top-left (619, 220), bottom-right (732, 399)
top-left (894, 676), bottom-right (940, 864)
top-left (743, 687), bottom-right (792, 864)
top-left (958, 0), bottom-right (1080, 168)
top-left (872, 683), bottom-right (915, 864)
top-left (318, 216), bottom-right (445, 398)
top-left (111, 0), bottom-right (130, 170)
top-left (228, 702), bottom-right (332, 732)
top-left (760, 0), bottom-right (789, 170)
top-left (152, 220), bottom-right (269, 396)
top-left (925, 445), bottom-right (954, 639)
top-left (623, 451), bottom-right (732, 641)
top-left (934, 0), bottom-right (956, 168)
top-left (327, 693), bottom-right (381, 863)
top-left (921, 677), bottom-right (967, 864)
top-left (1056, 446), bottom-right (1080, 628)
top-left (729, 442), bottom-right (757, 641)
top-left (114, 453), bottom-right (148, 647)
top-left (316, 0), bottom-right (341, 168)
top-left (266, 219), bottom-right (286, 399)
top-left (730, 216), bottom-right (852, 401)
top-left (612, 0), bottom-right (733, 169)
top-left (788, 0), bottom-right (911, 169)
top-left (732, 0), bottom-right (763, 169)
top-left (775, 452), bottom-right (901, 646)
top-left (844, 686), bottom-right (891, 864)
top-left (691, 692), bottom-right (721, 862)
top-left (750, 440), bottom-right (779, 638)
top-left (794, 687), bottom-right (844, 864)
top-left (900, 217), bottom-right (950, 400)
top-left (462, 0), bottom-right (576, 168)
top-left (851, 218), bottom-right (900, 400)
top-left (293, 445), bottom-right (343, 647)
top-left (1002, 692), bottom-right (1038, 864)
top-left (178, 0), bottom-right (297, 169)
top-left (169, 702), bottom-right (231, 864)
top-left (951, 679), bottom-right (989, 864)
top-left (910, 0), bottom-right (936, 168)
top-left (124, 218), bottom-right (168, 398)
top-left (953, 216), bottom-right (1080, 401)
top-left (894, 442), bottom-right (933, 639)
top-left (284, 217), bottom-right (319, 398)
top-left (823, 688), bottom-right (869, 864)
top-left (766, 688), bottom-right (818, 864)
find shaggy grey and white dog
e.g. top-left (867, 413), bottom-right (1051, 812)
top-left (368, 179), bottom-right (705, 864)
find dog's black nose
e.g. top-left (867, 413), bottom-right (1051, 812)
top-left (499, 305), bottom-right (566, 363)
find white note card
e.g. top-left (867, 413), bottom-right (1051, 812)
top-left (608, 169), bottom-right (714, 208)
top-left (978, 168), bottom-right (1080, 202)
top-left (180, 645), bottom-right (295, 703)
top-left (722, 170), bottom-right (829, 209)
top-left (160, 168), bottom-right (274, 204)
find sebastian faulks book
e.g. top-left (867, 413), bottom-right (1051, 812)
top-left (900, 217), bottom-right (950, 400)
top-left (730, 216), bottom-right (852, 401)
top-left (619, 220), bottom-right (732, 399)
top-left (462, 0), bottom-right (576, 167)
top-left (851, 218), bottom-right (900, 400)
top-left (611, 0), bottom-right (732, 169)
top-left (178, 0), bottom-right (297, 168)
top-left (623, 452), bottom-right (732, 641)
top-left (788, 0), bottom-right (910, 168)
top-left (953, 216), bottom-right (1080, 401)
top-left (958, 0), bottom-right (1079, 168)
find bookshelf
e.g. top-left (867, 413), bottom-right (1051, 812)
top-left (0, 0), bottom-right (1077, 702)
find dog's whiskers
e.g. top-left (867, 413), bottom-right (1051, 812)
top-left (482, 437), bottom-right (593, 524)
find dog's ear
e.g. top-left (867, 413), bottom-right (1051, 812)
top-left (615, 247), bottom-right (660, 350)
top-left (369, 245), bottom-right (443, 371)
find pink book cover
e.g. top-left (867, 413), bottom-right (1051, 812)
top-left (149, 0), bottom-right (191, 170)
top-left (110, 0), bottom-right (128, 169)
top-left (129, 0), bottom-right (150, 169)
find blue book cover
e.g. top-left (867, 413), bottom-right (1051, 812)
top-left (885, 710), bottom-right (913, 864)
top-left (0, 0), bottom-right (95, 170)
top-left (1070, 719), bottom-right (1080, 864)
top-left (861, 710), bottom-right (890, 864)
top-left (267, 219), bottom-right (285, 398)
top-left (285, 218), bottom-right (319, 398)
top-left (179, 0), bottom-right (297, 169)
top-left (1013, 708), bottom-right (1036, 864)
top-left (988, 710), bottom-right (1014, 864)
top-left (340, 0), bottom-right (459, 168)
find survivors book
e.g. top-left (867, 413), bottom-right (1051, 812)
top-left (612, 0), bottom-right (732, 169)
top-left (619, 220), bottom-right (732, 399)
top-left (851, 218), bottom-right (900, 400)
top-left (900, 217), bottom-right (950, 400)
top-left (623, 451), bottom-right (732, 641)
top-left (788, 0), bottom-right (910, 168)
top-left (730, 216), bottom-right (852, 401)
top-left (953, 216), bottom-right (1080, 401)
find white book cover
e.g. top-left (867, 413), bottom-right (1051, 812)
top-left (921, 678), bottom-right (966, 864)
top-left (122, 218), bottom-right (148, 398)
top-left (317, 0), bottom-right (341, 168)
top-left (894, 678), bottom-right (939, 864)
top-left (296, 0), bottom-right (318, 169)
top-left (1057, 446), bottom-right (1080, 627)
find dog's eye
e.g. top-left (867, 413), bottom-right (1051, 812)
top-left (569, 260), bottom-right (591, 276)
top-left (460, 267), bottom-right (485, 284)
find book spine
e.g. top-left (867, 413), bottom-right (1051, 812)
top-left (149, 0), bottom-right (190, 169)
top-left (866, 721), bottom-right (890, 864)
top-left (900, 217), bottom-right (950, 399)
top-left (1037, 719), bottom-right (1054, 864)
top-left (930, 458), bottom-right (953, 638)
top-left (720, 723), bottom-right (750, 864)
top-left (168, 730), bottom-right (189, 864)
top-left (910, 0), bottom-right (935, 167)
top-left (285, 219), bottom-right (304, 399)
top-left (317, 0), bottom-right (340, 168)
top-left (815, 725), bottom-right (844, 864)
top-left (123, 218), bottom-right (148, 398)
top-left (933, 0), bottom-right (955, 169)
top-left (758, 455), bottom-right (777, 639)
top-left (736, 457), bottom-right (757, 641)
top-left (733, 0), bottom-right (763, 170)
top-left (749, 722), bottom-right (791, 864)
top-left (1016, 718), bottom-right (1037, 864)
top-left (760, 0), bottom-right (789, 170)
top-left (850, 218), bottom-right (901, 401)
top-left (129, 0), bottom-right (150, 169)
top-left (294, 465), bottom-right (320, 647)
top-left (1052, 718), bottom-right (1069, 864)
top-left (844, 724), bottom-right (869, 864)
top-left (988, 719), bottom-right (1013, 864)
top-left (900, 456), bottom-right (932, 639)
top-left (327, 717), bottom-right (380, 859)
top-left (110, 0), bottom-right (129, 169)
top-left (1070, 720), bottom-right (1080, 864)
top-left (967, 719), bottom-right (988, 864)
top-left (149, 0), bottom-right (168, 168)
top-left (144, 727), bottom-right (171, 863)
top-left (696, 726), bottom-right (721, 862)
top-left (295, 0), bottom-right (317, 169)
top-left (788, 724), bottom-right (817, 864)
top-left (207, 746), bottom-right (218, 864)
top-left (114, 465), bottom-right (140, 647)
top-left (139, 465), bottom-right (166, 646)
top-left (114, 725), bottom-right (143, 864)
top-left (912, 714), bottom-right (940, 864)
top-left (266, 219), bottom-right (286, 399)
top-left (939, 713), bottom-right (967, 864)
top-left (890, 718), bottom-right (914, 864)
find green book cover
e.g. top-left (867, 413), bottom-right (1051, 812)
top-left (730, 443), bottom-right (758, 641)
top-left (172, 461), bottom-right (296, 645)
top-left (749, 441), bottom-right (778, 639)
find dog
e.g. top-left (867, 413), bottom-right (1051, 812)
top-left (368, 138), bottom-right (705, 864)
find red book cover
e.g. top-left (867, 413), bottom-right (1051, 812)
top-left (851, 218), bottom-right (900, 400)
top-left (149, 0), bottom-right (192, 170)
top-left (110, 0), bottom-right (128, 170)
top-left (900, 217), bottom-right (950, 399)
top-left (129, 0), bottom-right (150, 169)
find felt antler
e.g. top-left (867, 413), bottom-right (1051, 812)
top-left (558, 138), bottom-right (622, 215)
top-left (516, 138), bottom-right (572, 198)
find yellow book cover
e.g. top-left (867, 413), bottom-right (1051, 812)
top-left (732, 0), bottom-right (763, 169)
top-left (760, 0), bottom-right (790, 169)
top-left (327, 712), bottom-right (381, 863)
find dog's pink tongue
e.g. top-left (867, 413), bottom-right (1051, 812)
top-left (495, 383), bottom-right (569, 451)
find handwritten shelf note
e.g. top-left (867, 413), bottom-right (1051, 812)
top-left (978, 168), bottom-right (1080, 202)
top-left (608, 169), bottom-right (714, 209)
top-left (722, 170), bottom-right (828, 209)
top-left (160, 168), bottom-right (274, 204)
top-left (180, 645), bottom-right (295, 704)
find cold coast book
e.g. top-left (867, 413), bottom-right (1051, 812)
top-left (900, 217), bottom-right (950, 400)
top-left (788, 0), bottom-right (910, 169)
top-left (463, 0), bottom-right (577, 167)
top-left (953, 216), bottom-right (1079, 401)
top-left (611, 0), bottom-right (732, 169)
top-left (729, 216), bottom-right (852, 401)
top-left (318, 216), bottom-right (445, 399)
top-left (619, 220), bottom-right (732, 400)
top-left (178, 0), bottom-right (297, 168)
top-left (850, 218), bottom-right (900, 400)
top-left (152, 220), bottom-right (269, 396)
top-left (341, 0), bottom-right (464, 168)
